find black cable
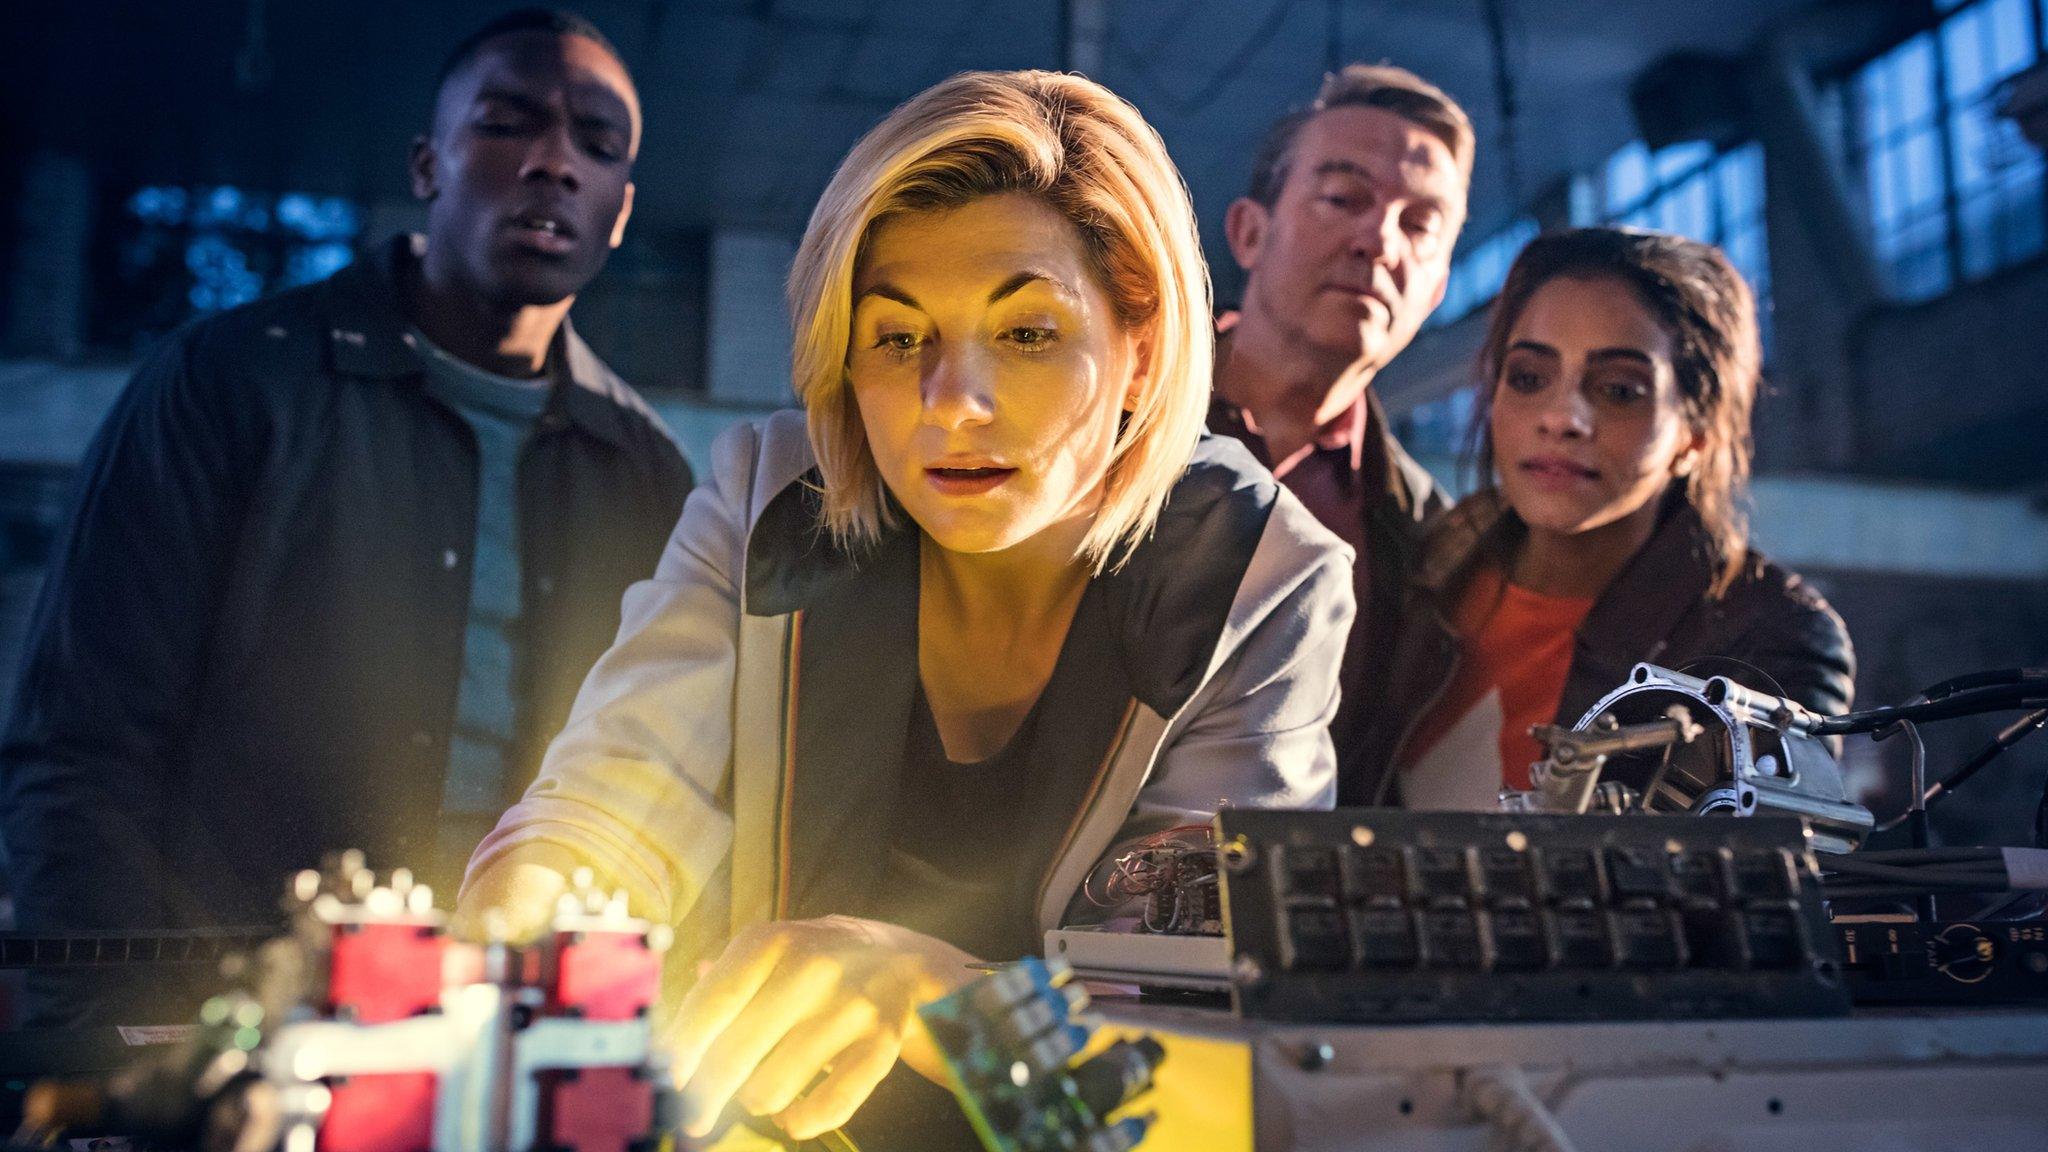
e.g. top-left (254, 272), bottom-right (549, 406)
top-left (1812, 681), bottom-right (2048, 735)
top-left (1822, 866), bottom-right (2007, 883)
top-left (1880, 708), bottom-right (2048, 832)
top-left (1825, 882), bottom-right (2014, 899)
top-left (1849, 847), bottom-right (2003, 864)
top-left (1829, 865), bottom-right (2007, 883)
top-left (1917, 667), bottom-right (2046, 703)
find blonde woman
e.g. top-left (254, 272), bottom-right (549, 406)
top-left (459, 70), bottom-right (1352, 1145)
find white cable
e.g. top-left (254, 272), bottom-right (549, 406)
top-left (1462, 1066), bottom-right (1580, 1152)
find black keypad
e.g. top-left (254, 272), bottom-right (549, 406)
top-left (1604, 847), bottom-right (1675, 905)
top-left (1672, 850), bottom-right (1730, 903)
top-left (1487, 909), bottom-right (1550, 970)
top-left (1479, 850), bottom-right (1537, 909)
top-left (1731, 850), bottom-right (1796, 903)
top-left (1409, 847), bottom-right (1477, 907)
top-left (1342, 846), bottom-right (1407, 906)
top-left (1612, 909), bottom-right (1687, 969)
top-left (1283, 904), bottom-right (1351, 971)
top-left (1550, 908), bottom-right (1614, 968)
top-left (1538, 849), bottom-right (1605, 907)
top-left (1281, 846), bottom-right (1342, 899)
top-left (1421, 909), bottom-right (1487, 969)
top-left (1352, 907), bottom-right (1420, 968)
top-left (1742, 909), bottom-right (1805, 969)
top-left (1682, 907), bottom-right (1748, 969)
top-left (1224, 811), bottom-right (1840, 1024)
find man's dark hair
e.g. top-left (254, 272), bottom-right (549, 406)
top-left (1245, 64), bottom-right (1474, 207)
top-left (433, 7), bottom-right (634, 105)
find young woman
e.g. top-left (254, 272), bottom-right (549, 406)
top-left (1349, 227), bottom-right (1853, 810)
top-left (457, 71), bottom-right (1353, 1145)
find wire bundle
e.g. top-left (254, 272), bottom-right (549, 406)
top-left (1820, 846), bottom-right (2023, 902)
top-left (1082, 824), bottom-right (1213, 908)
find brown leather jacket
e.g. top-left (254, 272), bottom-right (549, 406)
top-left (1344, 488), bottom-right (1856, 806)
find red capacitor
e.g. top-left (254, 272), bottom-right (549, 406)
top-left (538, 1066), bottom-right (655, 1152)
top-left (548, 931), bottom-right (660, 1021)
top-left (317, 1072), bottom-right (436, 1152)
top-left (327, 922), bottom-right (445, 1023)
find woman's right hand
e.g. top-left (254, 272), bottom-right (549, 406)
top-left (449, 849), bottom-right (579, 943)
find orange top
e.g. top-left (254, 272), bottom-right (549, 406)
top-left (1402, 565), bottom-right (1595, 797)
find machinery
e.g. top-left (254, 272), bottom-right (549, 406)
top-left (1502, 663), bottom-right (1875, 853)
top-left (11, 665), bottom-right (2048, 1152)
top-left (921, 957), bottom-right (1165, 1152)
top-left (13, 853), bottom-right (674, 1152)
top-left (1214, 809), bottom-right (1849, 1024)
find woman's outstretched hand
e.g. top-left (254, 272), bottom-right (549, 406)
top-left (667, 915), bottom-right (979, 1141)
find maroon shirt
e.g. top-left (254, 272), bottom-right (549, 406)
top-left (1207, 389), bottom-right (1376, 626)
top-left (1208, 370), bottom-right (1446, 800)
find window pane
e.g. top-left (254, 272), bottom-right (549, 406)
top-left (1605, 142), bottom-right (1653, 215)
top-left (1901, 127), bottom-right (1946, 214)
top-left (1943, 4), bottom-right (1989, 103)
top-left (1866, 140), bottom-right (1900, 227)
top-left (1857, 58), bottom-right (1893, 145)
top-left (1893, 35), bottom-right (1940, 130)
top-left (1988, 0), bottom-right (2035, 79)
top-left (1654, 140), bottom-right (1713, 183)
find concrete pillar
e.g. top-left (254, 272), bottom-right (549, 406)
top-left (4, 153), bottom-right (95, 360)
top-left (706, 229), bottom-right (797, 407)
top-left (1062, 0), bottom-right (1108, 77)
top-left (1743, 40), bottom-right (1883, 472)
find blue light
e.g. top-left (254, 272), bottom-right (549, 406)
top-left (285, 242), bottom-right (355, 286)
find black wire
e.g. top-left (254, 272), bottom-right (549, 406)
top-left (1883, 708), bottom-right (2048, 830)
top-left (1822, 867), bottom-right (2007, 888)
top-left (1917, 667), bottom-right (2047, 703)
top-left (1825, 882), bottom-right (2014, 899)
top-left (1812, 681), bottom-right (2048, 735)
top-left (1849, 847), bottom-right (2003, 864)
top-left (1830, 865), bottom-right (2007, 883)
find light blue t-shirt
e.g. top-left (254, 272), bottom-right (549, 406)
top-left (407, 328), bottom-right (552, 871)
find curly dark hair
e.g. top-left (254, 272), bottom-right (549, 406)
top-left (1472, 226), bottom-right (1761, 597)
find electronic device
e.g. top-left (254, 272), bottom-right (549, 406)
top-left (1503, 663), bottom-right (1875, 853)
top-left (921, 957), bottom-right (1164, 1152)
top-left (16, 852), bottom-right (673, 1152)
top-left (1215, 809), bottom-right (1849, 1024)
top-left (1835, 917), bottom-right (2048, 1005)
top-left (1042, 926), bottom-right (1230, 991)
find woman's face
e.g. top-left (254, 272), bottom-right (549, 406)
top-left (1490, 274), bottom-right (1699, 537)
top-left (848, 192), bottom-right (1150, 557)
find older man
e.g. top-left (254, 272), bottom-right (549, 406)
top-left (1209, 64), bottom-right (1473, 801)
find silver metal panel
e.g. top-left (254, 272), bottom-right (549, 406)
top-left (1100, 1003), bottom-right (2048, 1151)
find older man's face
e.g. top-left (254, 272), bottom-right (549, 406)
top-left (1232, 105), bottom-right (1466, 371)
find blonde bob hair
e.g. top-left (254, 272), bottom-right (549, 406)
top-left (787, 69), bottom-right (1214, 572)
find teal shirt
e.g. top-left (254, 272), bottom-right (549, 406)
top-left (407, 328), bottom-right (552, 872)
